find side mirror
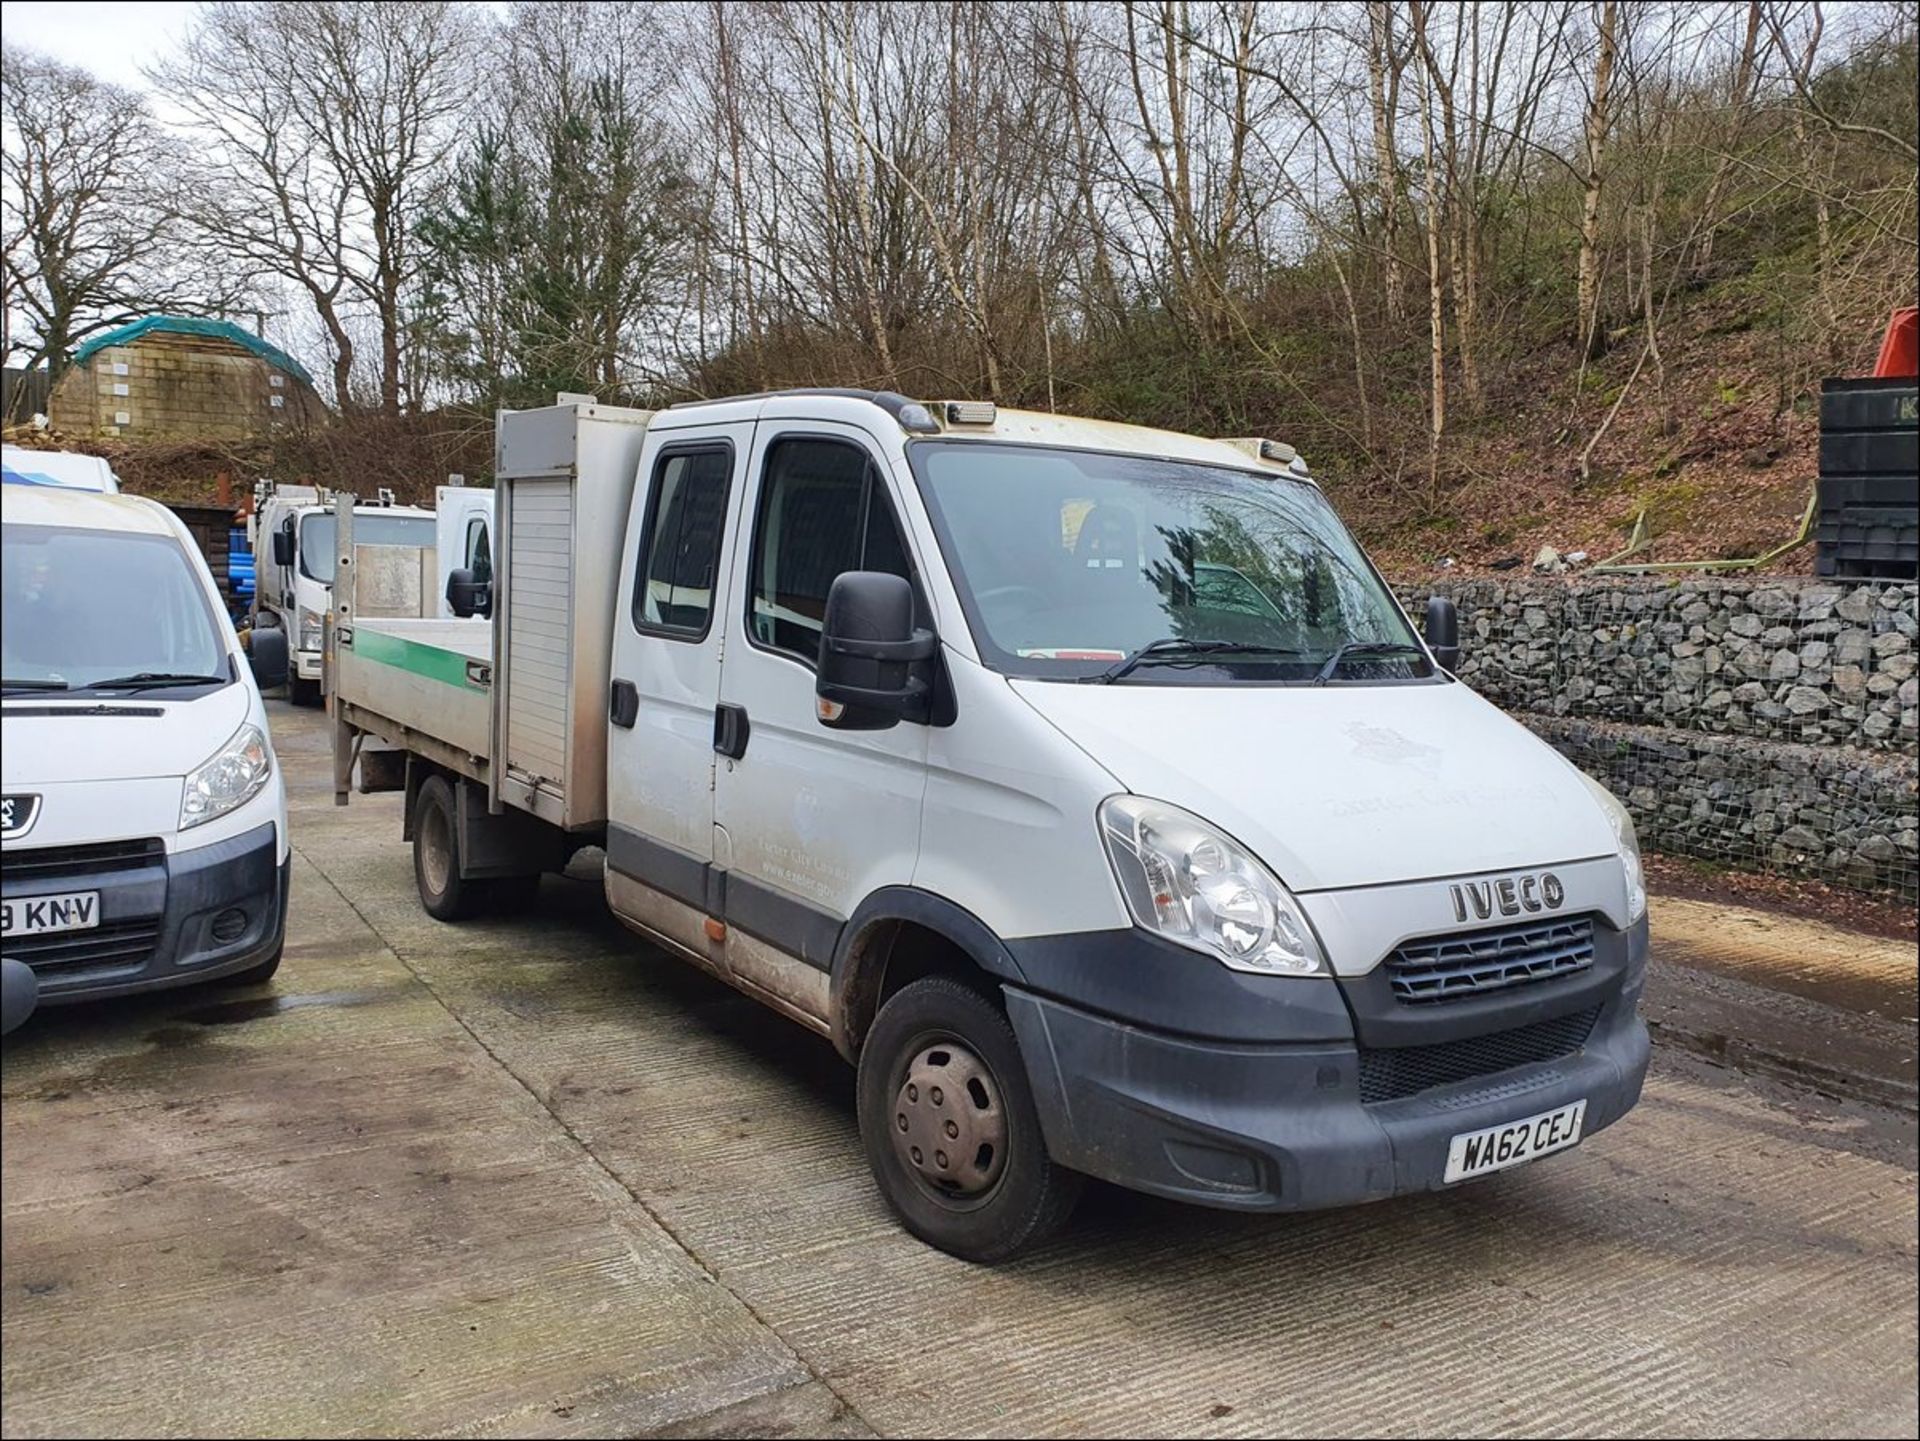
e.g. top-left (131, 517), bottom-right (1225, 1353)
top-left (1424, 595), bottom-right (1462, 673)
top-left (248, 624), bottom-right (289, 691)
top-left (816, 571), bottom-right (935, 730)
top-left (446, 567), bottom-right (490, 619)
top-left (270, 530), bottom-right (293, 568)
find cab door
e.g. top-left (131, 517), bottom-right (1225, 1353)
top-left (711, 421), bottom-right (931, 1024)
top-left (604, 423), bottom-right (753, 963)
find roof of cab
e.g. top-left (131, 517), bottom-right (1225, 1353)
top-left (1, 483), bottom-right (182, 536)
top-left (666, 388), bottom-right (1305, 477)
top-left (932, 407), bottom-right (1296, 475)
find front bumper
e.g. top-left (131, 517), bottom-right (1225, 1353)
top-left (1004, 918), bottom-right (1650, 1211)
top-left (294, 647), bottom-right (324, 680)
top-left (1, 822), bottom-right (288, 1003)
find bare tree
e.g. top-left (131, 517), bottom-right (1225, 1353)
top-left (152, 1), bottom-right (480, 412)
top-left (0, 46), bottom-right (240, 414)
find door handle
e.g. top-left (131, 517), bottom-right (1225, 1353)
top-left (713, 703), bottom-right (750, 759)
top-left (610, 679), bottom-right (638, 729)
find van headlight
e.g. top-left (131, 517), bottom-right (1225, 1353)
top-left (298, 607), bottom-right (324, 652)
top-left (1098, 796), bottom-right (1326, 976)
top-left (181, 723), bottom-right (273, 829)
top-left (1579, 774), bottom-right (1647, 923)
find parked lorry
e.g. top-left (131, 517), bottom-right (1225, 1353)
top-left (327, 392), bottom-right (1651, 1261)
top-left (252, 483), bottom-right (437, 704)
top-left (2, 486), bottom-right (290, 1035)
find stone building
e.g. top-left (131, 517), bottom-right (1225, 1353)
top-left (48, 315), bottom-right (326, 441)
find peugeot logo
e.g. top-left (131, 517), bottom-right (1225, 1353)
top-left (1449, 871), bottom-right (1564, 922)
top-left (1, 794), bottom-right (41, 840)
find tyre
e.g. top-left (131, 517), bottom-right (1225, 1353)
top-left (289, 674), bottom-right (321, 707)
top-left (413, 775), bottom-right (482, 921)
top-left (857, 975), bottom-right (1082, 1264)
top-left (218, 942), bottom-right (283, 987)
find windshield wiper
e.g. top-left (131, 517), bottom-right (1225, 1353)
top-left (1314, 641), bottom-right (1426, 685)
top-left (1088, 638), bottom-right (1307, 684)
top-left (82, 672), bottom-right (230, 690)
top-left (2, 677), bottom-right (70, 694)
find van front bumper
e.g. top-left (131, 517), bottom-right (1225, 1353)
top-left (1003, 919), bottom-right (1650, 1211)
top-left (1, 822), bottom-right (288, 1004)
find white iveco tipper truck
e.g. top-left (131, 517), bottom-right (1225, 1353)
top-left (328, 393), bottom-right (1650, 1262)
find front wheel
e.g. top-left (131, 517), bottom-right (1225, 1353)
top-left (288, 674), bottom-right (321, 707)
top-left (856, 975), bottom-right (1082, 1263)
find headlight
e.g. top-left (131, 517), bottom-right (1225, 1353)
top-left (1098, 796), bottom-right (1326, 976)
top-left (181, 722), bottom-right (273, 829)
top-left (298, 607), bottom-right (324, 651)
top-left (1579, 773), bottom-right (1647, 923)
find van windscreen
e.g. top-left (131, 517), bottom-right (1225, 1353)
top-left (2, 523), bottom-right (228, 694)
top-left (908, 441), bottom-right (1430, 685)
top-left (299, 512), bottom-right (433, 584)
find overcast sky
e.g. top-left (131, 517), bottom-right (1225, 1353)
top-left (0, 2), bottom-right (198, 89)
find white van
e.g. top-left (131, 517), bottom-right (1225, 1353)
top-left (253, 484), bottom-right (436, 704)
top-left (2, 443), bottom-right (121, 493)
top-left (331, 394), bottom-right (1651, 1262)
top-left (1, 487), bottom-right (290, 1034)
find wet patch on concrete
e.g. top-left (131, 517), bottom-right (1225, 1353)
top-left (173, 989), bottom-right (392, 1027)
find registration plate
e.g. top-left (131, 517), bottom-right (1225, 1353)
top-left (1, 891), bottom-right (101, 938)
top-left (1444, 1099), bottom-right (1586, 1184)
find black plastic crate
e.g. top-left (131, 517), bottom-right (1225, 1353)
top-left (1819, 428), bottom-right (1918, 478)
top-left (1820, 375), bottom-right (1920, 432)
top-left (1814, 506), bottom-right (1919, 578)
top-left (1818, 473), bottom-right (1919, 509)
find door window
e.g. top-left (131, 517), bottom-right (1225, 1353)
top-left (747, 437), bottom-right (914, 666)
top-left (633, 447), bottom-right (732, 637)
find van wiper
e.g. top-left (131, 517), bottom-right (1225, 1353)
top-left (83, 672), bottom-right (230, 690)
top-left (1314, 641), bottom-right (1426, 685)
top-left (1089, 638), bottom-right (1306, 684)
top-left (2, 677), bottom-right (70, 694)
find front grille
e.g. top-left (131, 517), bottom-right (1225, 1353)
top-left (1, 837), bottom-right (165, 881)
top-left (1358, 1006), bottom-right (1601, 1104)
top-left (5, 918), bottom-right (161, 974)
top-left (1387, 915), bottom-right (1596, 1004)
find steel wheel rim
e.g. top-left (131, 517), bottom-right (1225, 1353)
top-left (888, 1031), bottom-right (1010, 1209)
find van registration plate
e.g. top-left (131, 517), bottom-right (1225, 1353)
top-left (1444, 1099), bottom-right (1586, 1184)
top-left (1, 891), bottom-right (101, 938)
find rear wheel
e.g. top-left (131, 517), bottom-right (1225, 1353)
top-left (856, 975), bottom-right (1082, 1263)
top-left (413, 775), bottom-right (482, 921)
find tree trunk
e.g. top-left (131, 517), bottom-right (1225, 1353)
top-left (1365, 2), bottom-right (1406, 324)
top-left (1409, 0), bottom-right (1448, 505)
top-left (1577, 1), bottom-right (1619, 361)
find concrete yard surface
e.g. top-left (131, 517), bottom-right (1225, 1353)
top-left (2, 699), bottom-right (1916, 1438)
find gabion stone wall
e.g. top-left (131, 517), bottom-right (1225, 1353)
top-left (1402, 578), bottom-right (1918, 750)
top-left (1399, 576), bottom-right (1919, 901)
top-left (1532, 716), bottom-right (1918, 904)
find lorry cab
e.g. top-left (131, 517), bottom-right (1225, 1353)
top-left (433, 485), bottom-right (494, 619)
top-left (592, 392), bottom-right (1650, 1259)
top-left (2, 486), bottom-right (290, 1034)
top-left (334, 391), bottom-right (1650, 1262)
top-left (254, 485), bottom-right (435, 703)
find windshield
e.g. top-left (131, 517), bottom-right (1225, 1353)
top-left (2, 523), bottom-right (229, 692)
top-left (299, 511), bottom-right (434, 584)
top-left (908, 442), bottom-right (1431, 684)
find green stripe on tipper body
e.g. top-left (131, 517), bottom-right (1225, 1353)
top-left (353, 628), bottom-right (488, 692)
